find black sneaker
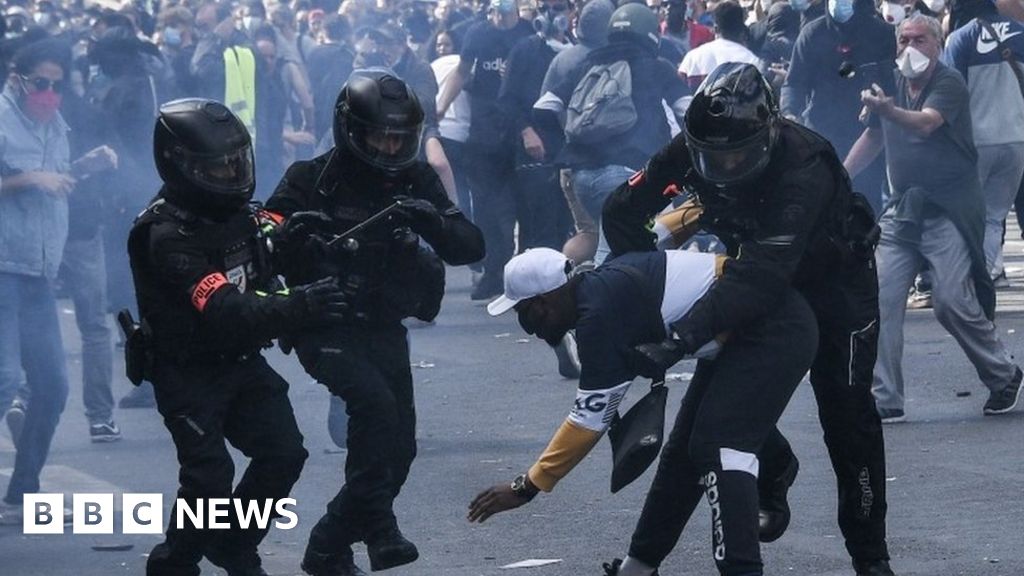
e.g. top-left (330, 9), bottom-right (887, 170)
top-left (878, 407), bottom-right (906, 424)
top-left (301, 547), bottom-right (368, 576)
top-left (119, 382), bottom-right (156, 409)
top-left (365, 526), bottom-right (418, 571)
top-left (983, 367), bottom-right (1023, 415)
top-left (853, 558), bottom-right (895, 576)
top-left (906, 288), bottom-right (932, 309)
top-left (602, 558), bottom-right (659, 576)
top-left (89, 421), bottom-right (122, 443)
top-left (553, 331), bottom-right (581, 379)
top-left (758, 454), bottom-right (799, 543)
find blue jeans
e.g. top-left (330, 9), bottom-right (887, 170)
top-left (61, 232), bottom-right (114, 424)
top-left (0, 273), bottom-right (69, 504)
top-left (573, 164), bottom-right (635, 265)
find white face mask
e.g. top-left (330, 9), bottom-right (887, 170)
top-left (881, 2), bottom-right (906, 24)
top-left (896, 45), bottom-right (931, 79)
top-left (923, 0), bottom-right (945, 13)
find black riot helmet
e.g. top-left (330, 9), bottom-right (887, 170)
top-left (153, 98), bottom-right (255, 212)
top-left (333, 71), bottom-right (425, 174)
top-left (684, 62), bottom-right (779, 187)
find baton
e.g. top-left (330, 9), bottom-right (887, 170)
top-left (326, 201), bottom-right (404, 247)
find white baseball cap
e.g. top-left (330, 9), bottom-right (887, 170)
top-left (487, 248), bottom-right (571, 316)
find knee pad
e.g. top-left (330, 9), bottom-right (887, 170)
top-left (689, 443), bottom-right (760, 480)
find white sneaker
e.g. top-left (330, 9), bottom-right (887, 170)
top-left (0, 500), bottom-right (22, 527)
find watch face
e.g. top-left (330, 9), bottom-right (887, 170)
top-left (511, 474), bottom-right (526, 492)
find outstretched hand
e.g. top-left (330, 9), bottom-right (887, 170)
top-left (467, 483), bottom-right (530, 523)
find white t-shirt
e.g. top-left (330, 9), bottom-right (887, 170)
top-left (678, 38), bottom-right (762, 82)
top-left (660, 250), bottom-right (717, 332)
top-left (430, 54), bottom-right (472, 143)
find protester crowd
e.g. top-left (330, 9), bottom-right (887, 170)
top-left (2, 0), bottom-right (1024, 572)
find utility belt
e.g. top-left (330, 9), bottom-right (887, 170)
top-left (158, 345), bottom-right (264, 367)
top-left (118, 310), bottom-right (265, 384)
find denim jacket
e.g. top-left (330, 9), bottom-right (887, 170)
top-left (0, 87), bottom-right (70, 280)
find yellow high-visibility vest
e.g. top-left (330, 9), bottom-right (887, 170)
top-left (223, 46), bottom-right (256, 138)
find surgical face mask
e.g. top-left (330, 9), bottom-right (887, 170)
top-left (18, 79), bottom-right (63, 124)
top-left (789, 0), bottom-right (810, 11)
top-left (163, 26), bottom-right (183, 47)
top-left (242, 16), bottom-right (263, 31)
top-left (881, 1), bottom-right (906, 24)
top-left (923, 0), bottom-right (945, 13)
top-left (828, 0), bottom-right (854, 23)
top-left (896, 45), bottom-right (931, 78)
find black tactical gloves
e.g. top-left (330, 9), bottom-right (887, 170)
top-left (394, 196), bottom-right (444, 237)
top-left (290, 277), bottom-right (350, 323)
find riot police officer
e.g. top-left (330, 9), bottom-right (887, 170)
top-left (601, 63), bottom-right (893, 576)
top-left (130, 99), bottom-right (348, 576)
top-left (267, 73), bottom-right (484, 576)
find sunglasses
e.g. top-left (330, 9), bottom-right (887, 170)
top-left (20, 75), bottom-right (65, 93)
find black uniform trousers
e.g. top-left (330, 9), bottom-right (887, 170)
top-left (628, 290), bottom-right (819, 575)
top-left (770, 257), bottom-right (889, 562)
top-left (515, 163), bottom-right (573, 252)
top-left (464, 147), bottom-right (518, 285)
top-left (296, 322), bottom-right (416, 553)
top-left (147, 355), bottom-right (307, 576)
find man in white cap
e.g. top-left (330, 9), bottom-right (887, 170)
top-left (468, 247), bottom-right (819, 576)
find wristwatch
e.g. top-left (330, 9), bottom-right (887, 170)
top-left (510, 473), bottom-right (539, 501)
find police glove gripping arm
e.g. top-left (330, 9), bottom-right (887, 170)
top-left (267, 211), bottom-right (336, 279)
top-left (272, 211), bottom-right (333, 255)
top-left (602, 135), bottom-right (694, 257)
top-left (287, 276), bottom-right (350, 325)
top-left (194, 275), bottom-right (348, 346)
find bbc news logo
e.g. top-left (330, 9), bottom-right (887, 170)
top-left (22, 494), bottom-right (298, 534)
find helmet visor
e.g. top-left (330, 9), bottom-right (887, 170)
top-left (687, 128), bottom-right (772, 186)
top-left (345, 113), bottom-right (424, 171)
top-left (176, 144), bottom-right (255, 196)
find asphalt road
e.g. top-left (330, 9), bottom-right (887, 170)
top-left (2, 248), bottom-right (1024, 576)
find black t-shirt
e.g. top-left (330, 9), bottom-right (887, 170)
top-left (871, 64), bottom-right (977, 196)
top-left (459, 18), bottom-right (534, 147)
top-left (576, 252), bottom-right (668, 392)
